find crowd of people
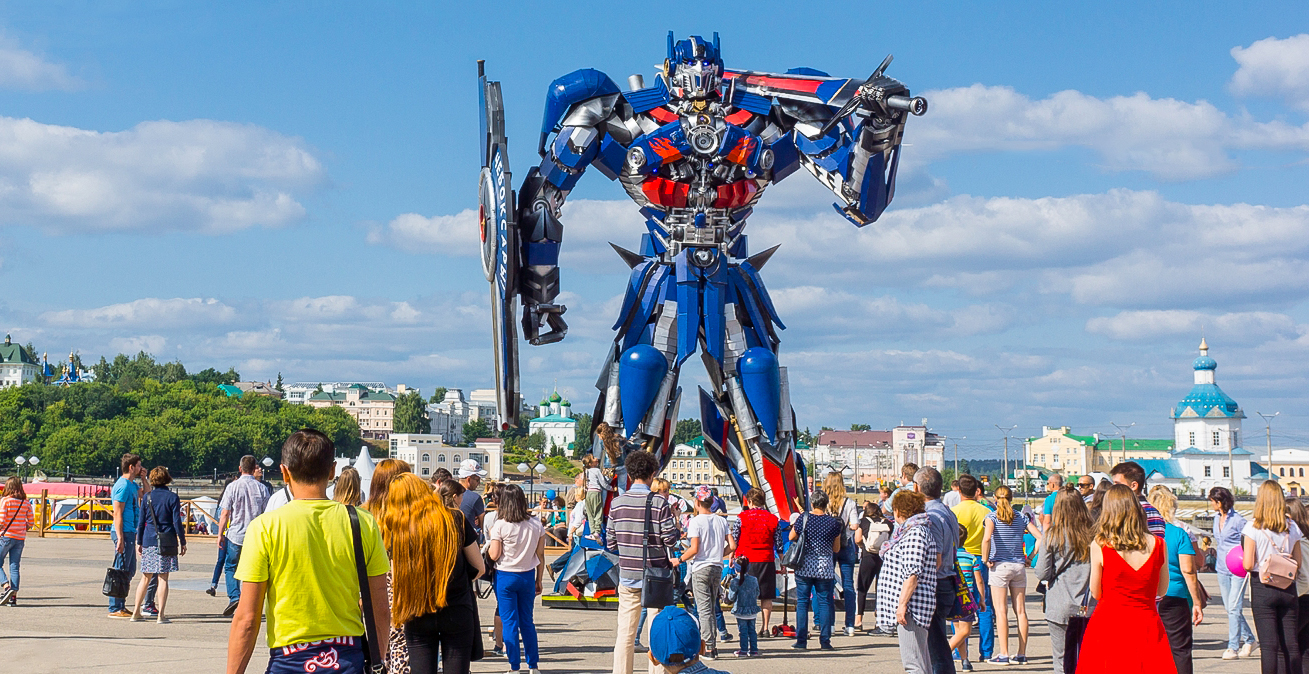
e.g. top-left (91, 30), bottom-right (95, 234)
top-left (23, 428), bottom-right (1295, 674)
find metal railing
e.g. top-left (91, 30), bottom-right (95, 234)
top-left (21, 490), bottom-right (220, 539)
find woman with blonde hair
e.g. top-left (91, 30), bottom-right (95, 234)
top-left (1242, 480), bottom-right (1303, 674)
top-left (1147, 485), bottom-right (1203, 674)
top-left (332, 467), bottom-right (363, 507)
top-left (1074, 484), bottom-right (1172, 672)
top-left (381, 473), bottom-right (484, 674)
top-left (365, 458), bottom-right (412, 516)
top-left (980, 485), bottom-right (1042, 664)
top-left (1035, 488), bottom-right (1094, 674)
top-left (823, 471), bottom-right (860, 635)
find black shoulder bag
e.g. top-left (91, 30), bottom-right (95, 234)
top-left (640, 493), bottom-right (676, 609)
top-left (780, 513), bottom-right (808, 570)
top-left (347, 505), bottom-right (388, 674)
top-left (147, 492), bottom-right (180, 557)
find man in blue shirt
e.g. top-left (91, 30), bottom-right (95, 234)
top-left (1039, 474), bottom-right (1063, 531)
top-left (916, 467), bottom-right (959, 674)
top-left (108, 453), bottom-right (143, 617)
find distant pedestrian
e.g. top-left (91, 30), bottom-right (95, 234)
top-left (1242, 480), bottom-right (1303, 674)
top-left (1074, 484), bottom-right (1174, 673)
top-left (1148, 485), bottom-right (1203, 674)
top-left (582, 453), bottom-right (613, 540)
top-left (606, 450), bottom-right (679, 674)
top-left (226, 429), bottom-right (391, 674)
top-left (710, 488), bottom-right (727, 515)
top-left (132, 466), bottom-right (186, 623)
top-left (943, 480), bottom-right (963, 508)
top-left (217, 454), bottom-right (270, 617)
top-left (333, 467), bottom-right (363, 507)
top-left (489, 483), bottom-right (547, 674)
top-left (951, 475), bottom-right (995, 660)
top-left (1209, 486), bottom-right (1256, 660)
top-left (365, 458), bottom-right (413, 518)
top-left (951, 523), bottom-right (984, 670)
top-left (108, 453), bottom-right (144, 619)
top-left (1040, 474), bottom-right (1065, 531)
top-left (1110, 462), bottom-right (1164, 536)
top-left (788, 489), bottom-right (843, 650)
top-left (877, 490), bottom-right (939, 674)
top-left (855, 500), bottom-right (890, 632)
top-left (431, 466), bottom-right (453, 486)
top-left (732, 487), bottom-right (780, 635)
top-left (0, 476), bottom-right (34, 607)
top-left (646, 606), bottom-right (732, 674)
top-left (980, 485), bottom-right (1042, 665)
top-left (727, 556), bottom-right (760, 657)
top-left (1035, 488), bottom-right (1093, 674)
top-left (439, 478), bottom-right (465, 511)
top-left (1088, 480), bottom-right (1111, 522)
top-left (883, 463), bottom-right (920, 517)
top-left (1075, 476), bottom-right (1095, 505)
top-left (455, 459), bottom-right (488, 534)
top-left (207, 476), bottom-right (236, 597)
top-left (824, 471), bottom-right (861, 637)
top-left (678, 485), bottom-right (735, 659)
top-left (382, 473), bottom-right (485, 674)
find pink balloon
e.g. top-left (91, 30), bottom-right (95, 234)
top-left (1226, 546), bottom-right (1248, 577)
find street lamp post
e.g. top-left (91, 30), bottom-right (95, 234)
top-left (840, 464), bottom-right (854, 494)
top-left (13, 456), bottom-right (24, 480)
top-left (1257, 411), bottom-right (1279, 484)
top-left (1110, 422), bottom-right (1136, 468)
top-left (996, 425), bottom-right (1017, 484)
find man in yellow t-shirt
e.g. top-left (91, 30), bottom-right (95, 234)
top-left (227, 430), bottom-right (390, 674)
top-left (950, 474), bottom-right (995, 660)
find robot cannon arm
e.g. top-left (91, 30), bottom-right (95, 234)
top-left (517, 169), bottom-right (569, 345)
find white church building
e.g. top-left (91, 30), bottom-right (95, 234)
top-left (529, 391), bottom-right (578, 456)
top-left (1163, 339), bottom-right (1261, 493)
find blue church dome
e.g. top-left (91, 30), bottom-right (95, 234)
top-left (1193, 355), bottom-right (1217, 371)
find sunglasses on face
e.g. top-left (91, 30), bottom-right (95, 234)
top-left (1077, 483), bottom-right (1093, 488)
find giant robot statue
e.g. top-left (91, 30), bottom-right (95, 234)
top-left (478, 33), bottom-right (926, 520)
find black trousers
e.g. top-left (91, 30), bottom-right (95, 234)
top-left (927, 577), bottom-right (957, 674)
top-left (1158, 596), bottom-right (1193, 674)
top-left (856, 553), bottom-right (881, 619)
top-left (1250, 576), bottom-right (1302, 674)
top-left (1299, 594), bottom-right (1309, 665)
top-left (406, 605), bottom-right (479, 674)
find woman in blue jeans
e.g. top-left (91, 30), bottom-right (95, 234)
top-left (823, 472), bottom-right (861, 635)
top-left (1210, 486), bottom-right (1257, 659)
top-left (487, 484), bottom-right (547, 674)
top-left (786, 489), bottom-right (844, 649)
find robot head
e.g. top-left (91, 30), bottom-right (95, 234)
top-left (666, 32), bottom-right (723, 100)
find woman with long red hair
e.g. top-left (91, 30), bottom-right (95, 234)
top-left (380, 473), bottom-right (484, 674)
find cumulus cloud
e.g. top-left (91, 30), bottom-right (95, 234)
top-left (1086, 310), bottom-right (1301, 342)
top-left (108, 335), bottom-right (167, 354)
top-left (369, 210), bottom-right (479, 256)
top-left (41, 297), bottom-right (237, 329)
top-left (911, 84), bottom-right (1309, 180)
top-left (0, 36), bottom-right (81, 91)
top-left (0, 117), bottom-right (322, 233)
top-left (1230, 34), bottom-right (1309, 111)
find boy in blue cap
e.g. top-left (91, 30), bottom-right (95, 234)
top-left (648, 607), bottom-right (732, 674)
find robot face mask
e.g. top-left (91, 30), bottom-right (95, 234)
top-left (668, 33), bottom-right (723, 100)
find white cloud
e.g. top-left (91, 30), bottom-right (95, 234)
top-left (41, 297), bottom-right (236, 329)
top-left (912, 83), bottom-right (1309, 180)
top-left (369, 210), bottom-right (479, 255)
top-left (771, 286), bottom-right (1014, 338)
top-left (1230, 34), bottom-right (1309, 111)
top-left (107, 335), bottom-right (167, 354)
top-left (1086, 310), bottom-right (1301, 342)
top-left (0, 36), bottom-right (81, 91)
top-left (0, 117), bottom-right (322, 233)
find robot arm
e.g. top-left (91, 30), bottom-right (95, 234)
top-left (518, 69), bottom-right (629, 345)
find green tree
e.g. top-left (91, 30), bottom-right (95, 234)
top-left (428, 387), bottom-right (448, 404)
top-left (850, 423), bottom-right (872, 431)
top-left (463, 418), bottom-right (492, 445)
top-left (526, 430), bottom-right (546, 452)
top-left (393, 391), bottom-right (431, 434)
top-left (672, 418), bottom-right (702, 446)
top-left (573, 412), bottom-right (592, 453)
top-left (275, 372), bottom-right (283, 392)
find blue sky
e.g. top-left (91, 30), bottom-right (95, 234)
top-left (3, 2), bottom-right (1309, 458)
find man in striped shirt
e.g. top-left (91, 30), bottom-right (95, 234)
top-left (1111, 461), bottom-right (1166, 536)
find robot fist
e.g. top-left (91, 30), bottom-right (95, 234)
top-left (522, 302), bottom-right (568, 345)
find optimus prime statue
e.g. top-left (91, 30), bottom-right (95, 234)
top-left (478, 33), bottom-right (926, 520)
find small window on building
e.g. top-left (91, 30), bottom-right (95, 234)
top-left (438, 454), bottom-right (446, 463)
top-left (1281, 467), bottom-right (1286, 476)
top-left (453, 454), bottom-right (461, 463)
top-left (1188, 432), bottom-right (1195, 447)
top-left (421, 467), bottom-right (430, 476)
top-left (1204, 465), bottom-right (1211, 477)
top-left (1301, 468), bottom-right (1305, 477)
top-left (422, 453), bottom-right (430, 462)
top-left (1212, 431), bottom-right (1221, 447)
top-left (1223, 466), bottom-right (1230, 478)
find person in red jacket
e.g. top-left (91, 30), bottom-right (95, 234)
top-left (732, 488), bottom-right (781, 637)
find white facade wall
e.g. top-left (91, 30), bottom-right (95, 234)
top-left (0, 362), bottom-right (37, 389)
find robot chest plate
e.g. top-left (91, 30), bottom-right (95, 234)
top-left (628, 112), bottom-right (771, 211)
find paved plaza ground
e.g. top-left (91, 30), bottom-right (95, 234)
top-left (9, 537), bottom-right (1262, 673)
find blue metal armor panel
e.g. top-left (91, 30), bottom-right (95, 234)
top-left (618, 344), bottom-right (668, 436)
top-left (540, 68), bottom-right (620, 141)
top-left (624, 78), bottom-right (671, 112)
top-left (739, 347), bottom-right (781, 442)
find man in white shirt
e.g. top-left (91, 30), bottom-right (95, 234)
top-left (942, 479), bottom-right (963, 507)
top-left (676, 486), bottom-right (735, 660)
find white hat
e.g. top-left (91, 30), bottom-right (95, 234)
top-left (457, 458), bottom-right (487, 478)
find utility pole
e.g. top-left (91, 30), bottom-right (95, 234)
top-left (1110, 422), bottom-right (1136, 468)
top-left (1258, 411), bottom-right (1279, 486)
top-left (996, 425), bottom-right (1017, 484)
top-left (954, 436), bottom-right (965, 476)
top-left (852, 439), bottom-right (859, 493)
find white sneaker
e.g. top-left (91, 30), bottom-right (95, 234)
top-left (1238, 642), bottom-right (1256, 658)
top-left (845, 626), bottom-right (856, 637)
top-left (1221, 649), bottom-right (1239, 660)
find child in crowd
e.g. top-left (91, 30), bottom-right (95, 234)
top-left (582, 454), bottom-right (613, 540)
top-left (952, 523), bottom-right (984, 671)
top-left (647, 607), bottom-right (732, 674)
top-left (727, 557), bottom-right (761, 657)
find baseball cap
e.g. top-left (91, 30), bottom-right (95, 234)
top-left (694, 485), bottom-right (713, 501)
top-left (456, 458), bottom-right (487, 478)
top-left (647, 606), bottom-right (701, 665)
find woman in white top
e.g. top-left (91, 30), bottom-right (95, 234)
top-left (1242, 480), bottom-right (1303, 674)
top-left (488, 484), bottom-right (546, 674)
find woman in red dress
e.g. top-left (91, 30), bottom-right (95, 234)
top-left (1075, 484), bottom-right (1176, 674)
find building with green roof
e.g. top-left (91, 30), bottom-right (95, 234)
top-left (0, 334), bottom-right (39, 389)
